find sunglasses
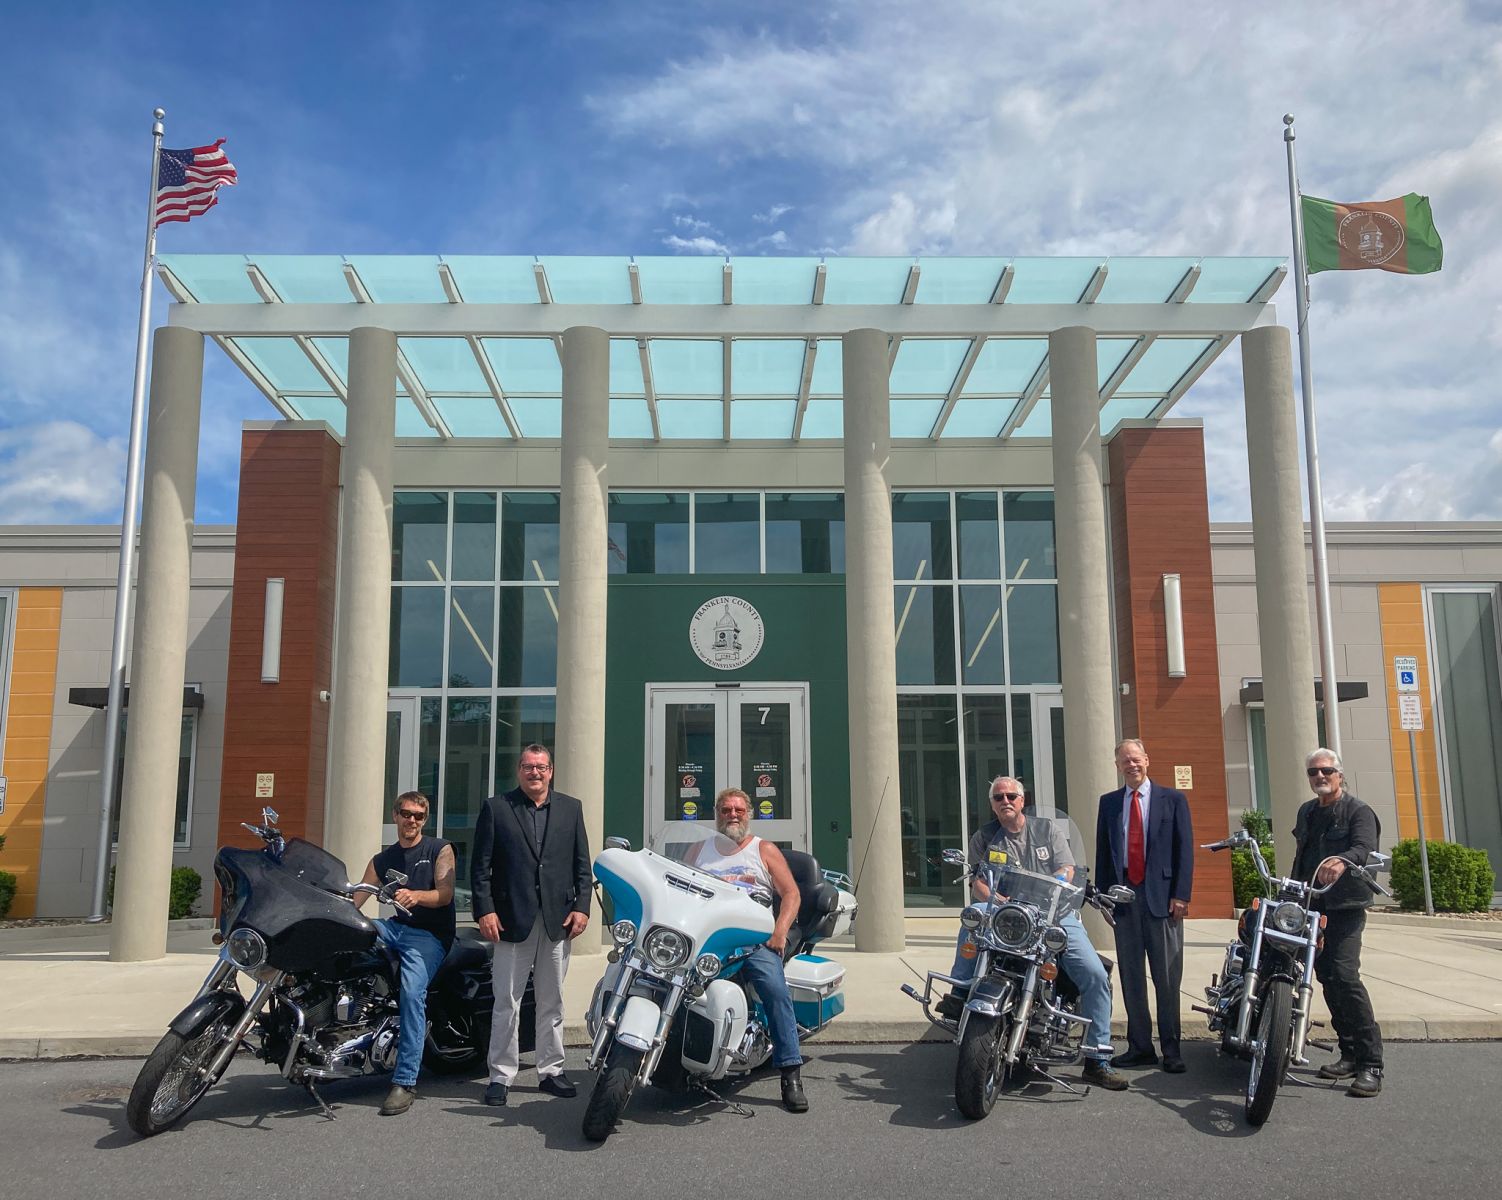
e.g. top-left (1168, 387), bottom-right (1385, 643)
top-left (991, 791), bottom-right (1023, 801)
top-left (1306, 766), bottom-right (1340, 778)
top-left (396, 809), bottom-right (427, 821)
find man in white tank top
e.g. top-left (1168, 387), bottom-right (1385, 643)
top-left (690, 787), bottom-right (810, 1113)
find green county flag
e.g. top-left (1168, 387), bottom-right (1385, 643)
top-left (1301, 193), bottom-right (1443, 275)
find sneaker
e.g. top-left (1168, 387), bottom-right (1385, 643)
top-left (483, 1081), bottom-right (509, 1106)
top-left (539, 1072), bottom-right (578, 1098)
top-left (379, 1084), bottom-right (416, 1116)
top-left (780, 1065), bottom-right (810, 1113)
top-left (1318, 1057), bottom-right (1358, 1080)
top-left (1347, 1067), bottom-right (1383, 1098)
top-left (1082, 1060), bottom-right (1130, 1091)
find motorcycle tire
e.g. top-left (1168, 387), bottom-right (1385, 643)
top-left (126, 1003), bottom-right (239, 1137)
top-left (1245, 978), bottom-right (1294, 1127)
top-left (423, 1005), bottom-right (489, 1076)
top-left (582, 1043), bottom-right (644, 1142)
top-left (954, 1013), bottom-right (1010, 1120)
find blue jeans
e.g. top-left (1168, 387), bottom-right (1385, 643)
top-left (950, 909), bottom-right (1114, 1063)
top-left (736, 945), bottom-right (802, 1069)
top-left (374, 919), bottom-right (447, 1088)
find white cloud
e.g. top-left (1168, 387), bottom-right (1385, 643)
top-left (594, 0), bottom-right (1502, 519)
top-left (0, 421), bottom-right (125, 523)
top-left (754, 203), bottom-right (793, 223)
top-left (662, 233), bottom-right (731, 255)
top-left (672, 213), bottom-right (717, 234)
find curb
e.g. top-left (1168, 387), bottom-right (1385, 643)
top-left (1365, 911), bottom-right (1502, 931)
top-left (0, 918), bottom-right (214, 946)
top-left (7, 1016), bottom-right (1501, 1061)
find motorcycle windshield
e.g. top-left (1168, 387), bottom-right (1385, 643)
top-left (969, 804), bottom-right (1089, 922)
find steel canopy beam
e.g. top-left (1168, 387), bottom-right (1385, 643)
top-left (166, 301), bottom-right (1277, 339)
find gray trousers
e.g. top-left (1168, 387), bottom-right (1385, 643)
top-left (1112, 898), bottom-right (1183, 1058)
top-left (488, 923), bottom-right (570, 1084)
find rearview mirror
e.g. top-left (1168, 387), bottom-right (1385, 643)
top-left (940, 849), bottom-right (967, 866)
top-left (384, 868), bottom-right (409, 886)
top-left (262, 806), bottom-right (280, 826)
top-left (604, 836), bottom-right (632, 851)
top-left (1366, 852), bottom-right (1391, 873)
top-left (1107, 885), bottom-right (1136, 904)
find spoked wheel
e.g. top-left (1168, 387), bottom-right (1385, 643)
top-left (582, 1043), bottom-right (644, 1142)
top-left (1245, 978), bottom-right (1294, 1126)
top-left (126, 1004), bottom-right (239, 1137)
top-left (954, 1013), bottom-right (1010, 1120)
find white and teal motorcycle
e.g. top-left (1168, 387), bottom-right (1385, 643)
top-left (582, 822), bottom-right (856, 1141)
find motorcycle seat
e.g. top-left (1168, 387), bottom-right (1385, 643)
top-left (780, 850), bottom-right (842, 960)
top-left (432, 930), bottom-right (493, 985)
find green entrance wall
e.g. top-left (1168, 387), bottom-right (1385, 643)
top-left (604, 575), bottom-right (851, 872)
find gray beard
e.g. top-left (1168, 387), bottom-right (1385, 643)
top-left (717, 819), bottom-right (749, 841)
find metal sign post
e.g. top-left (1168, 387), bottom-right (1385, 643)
top-left (1395, 659), bottom-right (1434, 915)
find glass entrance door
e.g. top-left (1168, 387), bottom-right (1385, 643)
top-left (646, 684), bottom-right (810, 851)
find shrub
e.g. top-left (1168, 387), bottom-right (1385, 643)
top-left (1232, 808), bottom-right (1277, 909)
top-left (107, 865), bottom-right (203, 920)
top-left (1390, 839), bottom-right (1495, 913)
top-left (169, 867), bottom-right (202, 920)
top-left (0, 871), bottom-right (16, 918)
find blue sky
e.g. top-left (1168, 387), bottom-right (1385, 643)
top-left (2, 0), bottom-right (1500, 525)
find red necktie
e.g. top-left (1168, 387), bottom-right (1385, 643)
top-left (1127, 789), bottom-right (1146, 886)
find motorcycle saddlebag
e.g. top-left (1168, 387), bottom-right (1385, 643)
top-left (784, 953), bottom-right (845, 1031)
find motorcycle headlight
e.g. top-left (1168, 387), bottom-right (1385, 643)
top-left (225, 927), bottom-right (267, 971)
top-left (959, 905), bottom-right (986, 930)
top-left (1271, 902), bottom-right (1307, 936)
top-left (643, 926), bottom-right (691, 971)
top-left (990, 904), bottom-right (1035, 950)
top-left (695, 953), bottom-right (723, 980)
top-left (1041, 924), bottom-right (1069, 953)
top-left (611, 919), bottom-right (638, 947)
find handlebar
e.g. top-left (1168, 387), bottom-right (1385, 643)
top-left (1201, 831), bottom-right (1391, 897)
top-left (349, 880), bottom-right (413, 917)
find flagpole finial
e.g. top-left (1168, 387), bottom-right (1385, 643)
top-left (154, 107), bottom-right (165, 120)
top-left (1283, 113), bottom-right (1296, 142)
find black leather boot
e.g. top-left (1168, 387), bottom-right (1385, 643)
top-left (780, 1065), bottom-right (809, 1113)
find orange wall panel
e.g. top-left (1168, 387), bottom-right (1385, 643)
top-left (1378, 583), bottom-right (1446, 839)
top-left (1, 587), bottom-right (62, 917)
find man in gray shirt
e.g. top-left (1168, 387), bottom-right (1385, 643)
top-left (939, 777), bottom-right (1126, 1091)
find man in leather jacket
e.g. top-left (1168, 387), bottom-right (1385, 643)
top-left (1292, 748), bottom-right (1384, 1098)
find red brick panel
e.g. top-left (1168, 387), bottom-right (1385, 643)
top-left (1108, 426), bottom-right (1234, 915)
top-left (218, 429), bottom-right (341, 854)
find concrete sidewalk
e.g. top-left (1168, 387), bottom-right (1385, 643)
top-left (3, 915), bottom-right (1500, 1060)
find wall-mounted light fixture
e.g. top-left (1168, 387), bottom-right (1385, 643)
top-left (1163, 573), bottom-right (1186, 678)
top-left (261, 577), bottom-right (285, 683)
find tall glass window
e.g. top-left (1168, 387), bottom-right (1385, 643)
top-left (894, 489), bottom-right (1061, 908)
top-left (693, 492), bottom-right (760, 573)
top-left (898, 694), bottom-right (964, 908)
top-left (765, 493), bottom-right (844, 573)
top-left (1431, 588), bottom-right (1502, 876)
top-left (608, 493), bottom-right (689, 574)
top-left (112, 710), bottom-right (198, 847)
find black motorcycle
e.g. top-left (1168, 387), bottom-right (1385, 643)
top-left (127, 808), bottom-right (504, 1136)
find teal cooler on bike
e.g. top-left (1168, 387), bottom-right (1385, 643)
top-left (785, 954), bottom-right (845, 1030)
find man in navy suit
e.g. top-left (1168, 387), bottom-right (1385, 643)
top-left (1095, 738), bottom-right (1194, 1073)
top-left (471, 743), bottom-right (592, 1106)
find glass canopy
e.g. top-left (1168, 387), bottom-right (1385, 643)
top-left (159, 253), bottom-right (1285, 442)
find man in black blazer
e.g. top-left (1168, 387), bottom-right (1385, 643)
top-left (471, 742), bottom-right (592, 1106)
top-left (1094, 738), bottom-right (1194, 1073)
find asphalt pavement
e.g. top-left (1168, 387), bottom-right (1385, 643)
top-left (4, 1042), bottom-right (1496, 1199)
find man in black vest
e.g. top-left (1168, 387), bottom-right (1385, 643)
top-left (471, 743), bottom-right (592, 1106)
top-left (357, 790), bottom-right (456, 1116)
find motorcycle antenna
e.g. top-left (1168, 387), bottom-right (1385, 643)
top-left (851, 773), bottom-right (892, 894)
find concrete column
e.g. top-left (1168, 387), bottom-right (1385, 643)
top-left (843, 328), bottom-right (905, 952)
top-left (555, 326), bottom-right (609, 953)
top-left (111, 327), bottom-right (203, 962)
top-left (1242, 326), bottom-right (1320, 870)
top-left (324, 328), bottom-right (397, 877)
top-left (1049, 326), bottom-right (1117, 940)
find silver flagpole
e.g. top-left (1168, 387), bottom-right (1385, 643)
top-left (1283, 113), bottom-right (1343, 760)
top-left (88, 107), bottom-right (166, 921)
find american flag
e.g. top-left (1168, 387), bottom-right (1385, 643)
top-left (155, 139), bottom-right (238, 227)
